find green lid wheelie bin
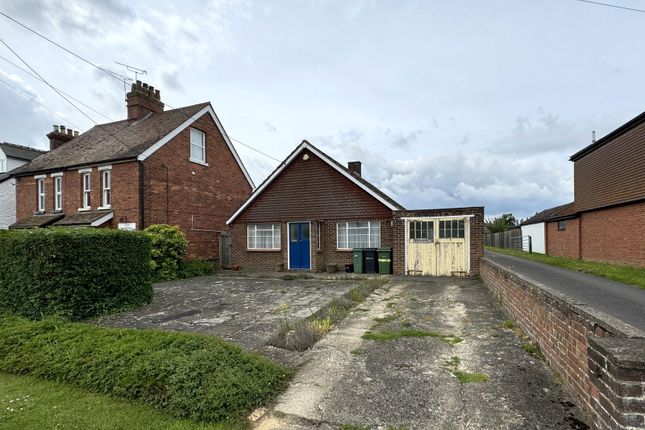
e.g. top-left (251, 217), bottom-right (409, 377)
top-left (377, 247), bottom-right (392, 274)
top-left (352, 248), bottom-right (364, 273)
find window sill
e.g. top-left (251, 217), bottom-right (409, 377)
top-left (189, 158), bottom-right (209, 167)
top-left (336, 249), bottom-right (354, 252)
top-left (78, 207), bottom-right (91, 212)
top-left (247, 248), bottom-right (281, 252)
top-left (97, 206), bottom-right (112, 211)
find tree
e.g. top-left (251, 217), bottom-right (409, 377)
top-left (485, 213), bottom-right (518, 233)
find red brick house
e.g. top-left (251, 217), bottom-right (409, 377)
top-left (543, 112), bottom-right (645, 267)
top-left (10, 81), bottom-right (254, 261)
top-left (226, 141), bottom-right (484, 275)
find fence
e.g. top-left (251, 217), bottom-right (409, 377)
top-left (485, 230), bottom-right (532, 252)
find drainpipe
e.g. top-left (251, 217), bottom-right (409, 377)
top-left (138, 161), bottom-right (145, 230)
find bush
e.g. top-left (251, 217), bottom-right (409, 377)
top-left (144, 225), bottom-right (188, 281)
top-left (0, 228), bottom-right (152, 321)
top-left (0, 317), bottom-right (291, 423)
top-left (180, 259), bottom-right (215, 279)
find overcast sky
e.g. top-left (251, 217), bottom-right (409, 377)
top-left (0, 0), bottom-right (643, 219)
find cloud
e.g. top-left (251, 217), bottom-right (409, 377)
top-left (384, 128), bottom-right (424, 149)
top-left (264, 122), bottom-right (277, 133)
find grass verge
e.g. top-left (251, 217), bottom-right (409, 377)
top-left (0, 373), bottom-right (236, 430)
top-left (0, 317), bottom-right (291, 424)
top-left (267, 278), bottom-right (387, 351)
top-left (486, 246), bottom-right (645, 290)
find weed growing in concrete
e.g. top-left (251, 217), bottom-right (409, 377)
top-left (445, 356), bottom-right (461, 368)
top-left (453, 371), bottom-right (489, 383)
top-left (373, 314), bottom-right (397, 324)
top-left (310, 317), bottom-right (334, 335)
top-left (280, 273), bottom-right (313, 280)
top-left (350, 348), bottom-right (364, 356)
top-left (502, 319), bottom-right (516, 329)
top-left (386, 426), bottom-right (410, 430)
top-left (428, 331), bottom-right (463, 345)
top-left (273, 303), bottom-right (290, 314)
top-left (386, 301), bottom-right (396, 308)
top-left (362, 329), bottom-right (462, 345)
top-left (521, 342), bottom-right (541, 356)
top-left (340, 425), bottom-right (370, 430)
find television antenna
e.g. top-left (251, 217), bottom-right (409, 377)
top-left (115, 62), bottom-right (146, 82)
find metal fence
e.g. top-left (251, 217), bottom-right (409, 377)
top-left (485, 230), bottom-right (533, 252)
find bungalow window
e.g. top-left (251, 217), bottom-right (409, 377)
top-left (337, 221), bottom-right (380, 249)
top-left (101, 170), bottom-right (111, 208)
top-left (439, 220), bottom-right (465, 239)
top-left (82, 173), bottom-right (91, 209)
top-left (558, 220), bottom-right (566, 231)
top-left (247, 224), bottom-right (281, 250)
top-left (410, 221), bottom-right (433, 241)
top-left (190, 128), bottom-right (206, 164)
top-left (54, 176), bottom-right (63, 212)
top-left (37, 178), bottom-right (45, 213)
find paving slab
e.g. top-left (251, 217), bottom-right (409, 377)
top-left (259, 277), bottom-right (590, 429)
top-left (96, 274), bottom-right (355, 365)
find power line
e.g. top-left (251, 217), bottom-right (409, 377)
top-left (573, 0), bottom-right (645, 13)
top-left (0, 10), bottom-right (129, 82)
top-left (0, 54), bottom-right (114, 122)
top-left (0, 76), bottom-right (82, 129)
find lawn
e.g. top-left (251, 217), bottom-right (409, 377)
top-left (0, 373), bottom-right (237, 430)
top-left (486, 246), bottom-right (645, 289)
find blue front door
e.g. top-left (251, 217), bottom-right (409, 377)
top-left (289, 222), bottom-right (310, 270)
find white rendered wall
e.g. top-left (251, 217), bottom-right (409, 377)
top-left (0, 178), bottom-right (16, 229)
top-left (521, 222), bottom-right (545, 254)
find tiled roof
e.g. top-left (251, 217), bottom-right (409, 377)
top-left (521, 202), bottom-right (576, 225)
top-left (10, 103), bottom-right (209, 176)
top-left (0, 142), bottom-right (46, 161)
top-left (9, 213), bottom-right (64, 229)
top-left (53, 211), bottom-right (113, 227)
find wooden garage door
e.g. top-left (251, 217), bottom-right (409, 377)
top-left (406, 217), bottom-right (469, 276)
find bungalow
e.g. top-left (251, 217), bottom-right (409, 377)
top-left (9, 81), bottom-right (254, 262)
top-left (519, 203), bottom-right (572, 254)
top-left (226, 141), bottom-right (484, 275)
top-left (0, 142), bottom-right (46, 229)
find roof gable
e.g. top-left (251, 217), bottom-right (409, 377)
top-left (570, 112), bottom-right (645, 161)
top-left (226, 140), bottom-right (404, 224)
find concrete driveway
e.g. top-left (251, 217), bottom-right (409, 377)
top-left (261, 277), bottom-right (589, 429)
top-left (96, 274), bottom-right (355, 365)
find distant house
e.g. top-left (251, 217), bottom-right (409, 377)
top-left (541, 112), bottom-right (645, 267)
top-left (9, 81), bottom-right (254, 262)
top-left (226, 140), bottom-right (484, 275)
top-left (519, 203), bottom-right (572, 254)
top-left (0, 142), bottom-right (46, 229)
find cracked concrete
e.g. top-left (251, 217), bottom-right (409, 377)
top-left (258, 277), bottom-right (589, 430)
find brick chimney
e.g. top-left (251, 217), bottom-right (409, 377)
top-left (126, 80), bottom-right (164, 120)
top-left (348, 161), bottom-right (362, 177)
top-left (47, 125), bottom-right (78, 151)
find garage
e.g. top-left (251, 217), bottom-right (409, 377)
top-left (403, 215), bottom-right (472, 276)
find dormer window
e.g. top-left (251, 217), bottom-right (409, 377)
top-left (189, 128), bottom-right (206, 165)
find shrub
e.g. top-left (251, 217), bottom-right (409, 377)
top-left (144, 225), bottom-right (188, 281)
top-left (180, 259), bottom-right (215, 278)
top-left (0, 228), bottom-right (152, 321)
top-left (0, 317), bottom-right (291, 423)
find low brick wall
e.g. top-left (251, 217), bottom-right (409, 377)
top-left (481, 257), bottom-right (645, 429)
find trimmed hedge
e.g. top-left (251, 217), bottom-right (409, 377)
top-left (0, 317), bottom-right (291, 423)
top-left (144, 224), bottom-right (188, 281)
top-left (0, 228), bottom-right (152, 321)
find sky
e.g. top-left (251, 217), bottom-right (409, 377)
top-left (0, 0), bottom-right (643, 220)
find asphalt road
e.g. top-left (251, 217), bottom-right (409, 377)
top-left (485, 251), bottom-right (645, 333)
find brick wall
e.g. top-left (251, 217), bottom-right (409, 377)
top-left (580, 201), bottom-right (645, 268)
top-left (546, 217), bottom-right (580, 259)
top-left (481, 257), bottom-right (645, 429)
top-left (392, 207), bottom-right (484, 276)
top-left (143, 113), bottom-right (252, 260)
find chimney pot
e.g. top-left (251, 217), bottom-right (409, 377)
top-left (47, 124), bottom-right (74, 151)
top-left (74, 130), bottom-right (80, 137)
top-left (60, 125), bottom-right (66, 133)
top-left (53, 125), bottom-right (59, 132)
top-left (155, 89), bottom-right (160, 99)
top-left (348, 161), bottom-right (362, 177)
top-left (126, 81), bottom-right (164, 120)
top-left (67, 129), bottom-right (73, 136)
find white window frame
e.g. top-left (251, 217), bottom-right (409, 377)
top-left (189, 128), bottom-right (207, 165)
top-left (37, 178), bottom-right (45, 213)
top-left (0, 153), bottom-right (6, 173)
top-left (247, 223), bottom-right (281, 250)
top-left (81, 172), bottom-right (91, 211)
top-left (336, 220), bottom-right (381, 250)
top-left (100, 169), bottom-right (111, 209)
top-left (54, 175), bottom-right (63, 212)
top-left (317, 222), bottom-right (322, 251)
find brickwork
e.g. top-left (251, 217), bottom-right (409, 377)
top-left (546, 217), bottom-right (580, 259)
top-left (481, 257), bottom-right (645, 429)
top-left (392, 207), bottom-right (484, 276)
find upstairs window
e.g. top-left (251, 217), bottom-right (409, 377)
top-left (247, 224), bottom-right (281, 250)
top-left (337, 221), bottom-right (381, 249)
top-left (82, 173), bottom-right (91, 209)
top-left (410, 221), bottom-right (434, 241)
top-left (37, 178), bottom-right (45, 213)
top-left (439, 219), bottom-right (465, 239)
top-left (190, 128), bottom-right (206, 164)
top-left (558, 220), bottom-right (567, 231)
top-left (54, 176), bottom-right (63, 212)
top-left (101, 170), bottom-right (111, 208)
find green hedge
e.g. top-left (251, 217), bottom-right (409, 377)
top-left (0, 228), bottom-right (152, 321)
top-left (0, 317), bottom-right (291, 423)
top-left (144, 224), bottom-right (188, 281)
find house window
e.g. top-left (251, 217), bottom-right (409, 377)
top-left (54, 176), bottom-right (63, 211)
top-left (410, 221), bottom-right (434, 241)
top-left (37, 178), bottom-right (45, 213)
top-left (337, 221), bottom-right (381, 249)
top-left (558, 220), bottom-right (566, 231)
top-left (190, 128), bottom-right (206, 164)
top-left (82, 173), bottom-right (91, 209)
top-left (247, 224), bottom-right (281, 249)
top-left (439, 220), bottom-right (465, 239)
top-left (101, 170), bottom-right (111, 208)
